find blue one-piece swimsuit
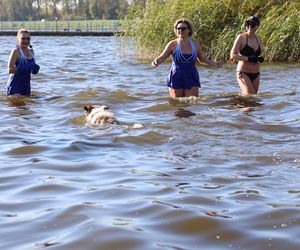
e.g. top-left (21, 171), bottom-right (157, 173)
top-left (167, 39), bottom-right (200, 89)
top-left (7, 48), bottom-right (35, 96)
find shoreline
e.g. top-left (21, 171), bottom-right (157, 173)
top-left (0, 30), bottom-right (125, 36)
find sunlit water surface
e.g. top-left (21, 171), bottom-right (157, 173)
top-left (0, 36), bottom-right (299, 250)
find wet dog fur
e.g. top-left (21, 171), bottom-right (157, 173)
top-left (83, 105), bottom-right (120, 125)
top-left (83, 105), bottom-right (142, 128)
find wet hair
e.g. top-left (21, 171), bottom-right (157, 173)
top-left (245, 16), bottom-right (260, 27)
top-left (174, 18), bottom-right (194, 37)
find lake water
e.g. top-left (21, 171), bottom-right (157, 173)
top-left (0, 36), bottom-right (299, 250)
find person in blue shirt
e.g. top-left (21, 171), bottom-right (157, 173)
top-left (151, 18), bottom-right (222, 98)
top-left (7, 29), bottom-right (40, 96)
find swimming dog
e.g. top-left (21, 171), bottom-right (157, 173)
top-left (83, 105), bottom-right (143, 128)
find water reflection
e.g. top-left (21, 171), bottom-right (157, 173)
top-left (6, 95), bottom-right (29, 107)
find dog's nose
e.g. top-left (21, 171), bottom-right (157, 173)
top-left (104, 106), bottom-right (109, 110)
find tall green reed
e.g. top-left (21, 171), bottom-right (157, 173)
top-left (127, 0), bottom-right (300, 62)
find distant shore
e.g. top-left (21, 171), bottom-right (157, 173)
top-left (0, 30), bottom-right (125, 36)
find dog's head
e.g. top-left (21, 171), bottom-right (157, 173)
top-left (82, 104), bottom-right (142, 128)
top-left (83, 105), bottom-right (110, 116)
top-left (83, 105), bottom-right (116, 125)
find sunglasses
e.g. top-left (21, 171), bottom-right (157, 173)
top-left (21, 37), bottom-right (31, 41)
top-left (176, 27), bottom-right (188, 31)
top-left (246, 22), bottom-right (257, 28)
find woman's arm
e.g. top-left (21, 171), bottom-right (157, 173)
top-left (7, 49), bottom-right (19, 74)
top-left (151, 40), bottom-right (175, 68)
top-left (230, 34), bottom-right (248, 62)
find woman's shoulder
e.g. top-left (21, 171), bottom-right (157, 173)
top-left (255, 34), bottom-right (263, 46)
top-left (255, 34), bottom-right (262, 40)
top-left (168, 39), bottom-right (179, 45)
top-left (9, 47), bottom-right (20, 57)
top-left (166, 39), bottom-right (179, 50)
top-left (11, 47), bottom-right (20, 53)
top-left (238, 33), bottom-right (247, 39)
top-left (234, 33), bottom-right (247, 44)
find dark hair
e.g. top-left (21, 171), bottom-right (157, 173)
top-left (245, 16), bottom-right (260, 27)
top-left (174, 18), bottom-right (193, 37)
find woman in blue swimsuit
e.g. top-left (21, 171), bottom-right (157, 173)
top-left (7, 29), bottom-right (40, 96)
top-left (152, 18), bottom-right (222, 98)
top-left (230, 16), bottom-right (264, 96)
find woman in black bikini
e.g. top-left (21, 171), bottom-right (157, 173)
top-left (230, 16), bottom-right (264, 95)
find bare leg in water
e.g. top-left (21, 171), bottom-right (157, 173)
top-left (237, 72), bottom-right (260, 95)
top-left (168, 86), bottom-right (199, 98)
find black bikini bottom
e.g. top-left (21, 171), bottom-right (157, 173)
top-left (238, 72), bottom-right (260, 82)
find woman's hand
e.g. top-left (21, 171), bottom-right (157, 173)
top-left (151, 59), bottom-right (159, 68)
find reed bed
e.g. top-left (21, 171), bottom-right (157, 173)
top-left (127, 0), bottom-right (300, 62)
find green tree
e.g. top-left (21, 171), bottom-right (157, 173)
top-left (0, 0), bottom-right (132, 20)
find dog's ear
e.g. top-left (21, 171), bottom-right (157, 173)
top-left (83, 105), bottom-right (93, 113)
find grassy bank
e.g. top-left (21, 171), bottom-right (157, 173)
top-left (127, 0), bottom-right (300, 62)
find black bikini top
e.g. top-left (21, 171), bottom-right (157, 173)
top-left (240, 35), bottom-right (261, 57)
